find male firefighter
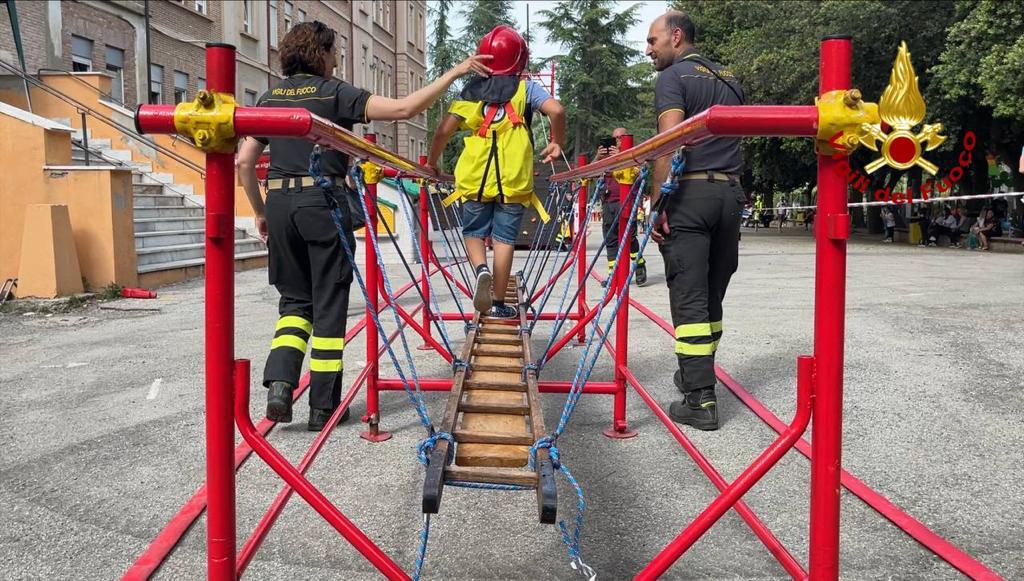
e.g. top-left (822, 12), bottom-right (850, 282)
top-left (238, 21), bottom-right (491, 431)
top-left (646, 11), bottom-right (745, 431)
top-left (594, 127), bottom-right (647, 287)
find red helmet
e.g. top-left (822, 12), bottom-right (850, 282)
top-left (477, 25), bottom-right (529, 75)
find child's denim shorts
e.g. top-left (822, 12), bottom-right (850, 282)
top-left (461, 199), bottom-right (526, 245)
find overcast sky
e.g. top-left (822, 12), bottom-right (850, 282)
top-left (444, 1), bottom-right (670, 60)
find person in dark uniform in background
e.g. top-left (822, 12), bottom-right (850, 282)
top-left (646, 11), bottom-right (745, 431)
top-left (238, 21), bottom-right (492, 431)
top-left (594, 127), bottom-right (648, 287)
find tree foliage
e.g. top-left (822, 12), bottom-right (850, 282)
top-left (672, 0), bottom-right (1024, 208)
top-left (457, 0), bottom-right (517, 57)
top-left (538, 0), bottom-right (648, 158)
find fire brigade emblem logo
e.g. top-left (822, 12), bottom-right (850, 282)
top-left (859, 41), bottom-right (946, 175)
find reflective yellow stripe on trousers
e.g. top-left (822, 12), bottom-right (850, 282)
top-left (309, 335), bottom-right (344, 373)
top-left (675, 322), bottom-right (715, 356)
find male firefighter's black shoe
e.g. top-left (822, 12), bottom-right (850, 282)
top-left (307, 406), bottom-right (352, 431)
top-left (266, 381), bottom-right (294, 423)
top-left (668, 387), bottom-right (719, 431)
top-left (635, 262), bottom-right (648, 286)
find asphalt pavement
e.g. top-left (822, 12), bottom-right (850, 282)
top-left (0, 227), bottom-right (1020, 580)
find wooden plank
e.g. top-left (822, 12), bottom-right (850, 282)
top-left (477, 324), bottom-right (519, 335)
top-left (454, 429), bottom-right (533, 446)
top-left (474, 335), bottom-right (522, 346)
top-left (472, 345), bottom-right (523, 357)
top-left (479, 317), bottom-right (520, 327)
top-left (467, 369), bottom-right (523, 384)
top-left (462, 380), bottom-right (527, 392)
top-left (460, 390), bottom-right (529, 414)
top-left (445, 465), bottom-right (537, 487)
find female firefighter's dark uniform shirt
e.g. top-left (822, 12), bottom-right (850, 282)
top-left (255, 74), bottom-right (371, 177)
top-left (256, 73), bottom-right (372, 414)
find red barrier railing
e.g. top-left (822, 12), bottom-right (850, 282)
top-left (127, 38), bottom-right (999, 581)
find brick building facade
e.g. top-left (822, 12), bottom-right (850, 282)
top-left (0, 0), bottom-right (427, 160)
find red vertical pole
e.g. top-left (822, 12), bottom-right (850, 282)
top-left (417, 154), bottom-right (432, 350)
top-left (360, 134), bottom-right (392, 442)
top-left (809, 34), bottom-right (851, 580)
top-left (575, 154), bottom-right (588, 345)
top-left (604, 135), bottom-right (638, 439)
top-left (203, 42), bottom-right (237, 581)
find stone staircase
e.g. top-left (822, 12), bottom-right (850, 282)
top-left (59, 121), bottom-right (267, 285)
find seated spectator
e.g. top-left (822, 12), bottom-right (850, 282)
top-left (949, 208), bottom-right (967, 248)
top-left (976, 209), bottom-right (1002, 251)
top-left (928, 207), bottom-right (958, 247)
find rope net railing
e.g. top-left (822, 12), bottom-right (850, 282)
top-left (126, 41), bottom-right (1004, 581)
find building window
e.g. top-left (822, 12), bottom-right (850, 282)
top-left (338, 37), bottom-right (347, 81)
top-left (383, 3), bottom-right (391, 32)
top-left (104, 46), bottom-right (124, 103)
top-left (418, 11), bottom-right (425, 49)
top-left (298, 9), bottom-right (306, 23)
top-left (149, 64), bottom-right (163, 104)
top-left (360, 44), bottom-right (368, 86)
top-left (283, 1), bottom-right (293, 32)
top-left (173, 70), bottom-right (188, 104)
top-left (387, 63), bottom-right (393, 98)
top-left (71, 35), bottom-right (93, 72)
top-left (244, 89), bottom-right (258, 106)
top-left (419, 140), bottom-right (425, 159)
top-left (243, 0), bottom-right (252, 34)
top-left (409, 138), bottom-right (414, 159)
top-left (195, 0), bottom-right (207, 14)
top-left (198, 77), bottom-right (206, 91)
top-left (269, 0), bottom-right (278, 46)
top-left (407, 5), bottom-right (414, 40)
top-left (372, 57), bottom-right (380, 93)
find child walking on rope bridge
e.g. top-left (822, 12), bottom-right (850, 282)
top-left (427, 25), bottom-right (566, 318)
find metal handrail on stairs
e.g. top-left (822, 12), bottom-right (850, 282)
top-left (0, 58), bottom-right (205, 177)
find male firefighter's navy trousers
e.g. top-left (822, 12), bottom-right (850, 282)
top-left (659, 175), bottom-right (744, 393)
top-left (602, 199), bottom-right (643, 272)
top-left (262, 180), bottom-right (355, 411)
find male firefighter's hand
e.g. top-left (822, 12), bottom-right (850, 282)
top-left (540, 142), bottom-right (562, 164)
top-left (651, 212), bottom-right (670, 245)
top-left (455, 54), bottom-right (494, 77)
top-left (255, 213), bottom-right (268, 243)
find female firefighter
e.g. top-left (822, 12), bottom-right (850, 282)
top-left (238, 21), bottom-right (492, 431)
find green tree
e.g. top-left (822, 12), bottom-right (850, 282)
top-left (457, 0), bottom-right (517, 57)
top-left (670, 0), bottom-right (1024, 228)
top-left (538, 0), bottom-right (646, 157)
top-left (931, 0), bottom-right (1024, 192)
top-left (427, 0), bottom-right (458, 145)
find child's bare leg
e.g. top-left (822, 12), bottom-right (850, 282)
top-left (465, 237), bottom-right (487, 269)
top-left (491, 241), bottom-right (515, 302)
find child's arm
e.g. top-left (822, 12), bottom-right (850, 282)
top-left (537, 98), bottom-right (566, 164)
top-left (426, 113), bottom-right (462, 173)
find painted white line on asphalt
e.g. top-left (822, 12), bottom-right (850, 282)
top-left (147, 378), bottom-right (162, 400)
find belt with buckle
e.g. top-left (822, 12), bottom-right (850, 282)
top-left (679, 171), bottom-right (738, 183)
top-left (266, 176), bottom-right (338, 191)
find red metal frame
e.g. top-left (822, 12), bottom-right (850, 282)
top-left (127, 40), bottom-right (1000, 581)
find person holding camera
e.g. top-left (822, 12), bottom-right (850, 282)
top-left (595, 127), bottom-right (648, 287)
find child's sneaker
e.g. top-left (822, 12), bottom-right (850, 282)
top-left (488, 303), bottom-right (518, 319)
top-left (474, 267), bottom-right (493, 313)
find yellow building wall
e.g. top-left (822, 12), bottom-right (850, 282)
top-left (3, 74), bottom-right (259, 219)
top-left (0, 111), bottom-right (137, 290)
